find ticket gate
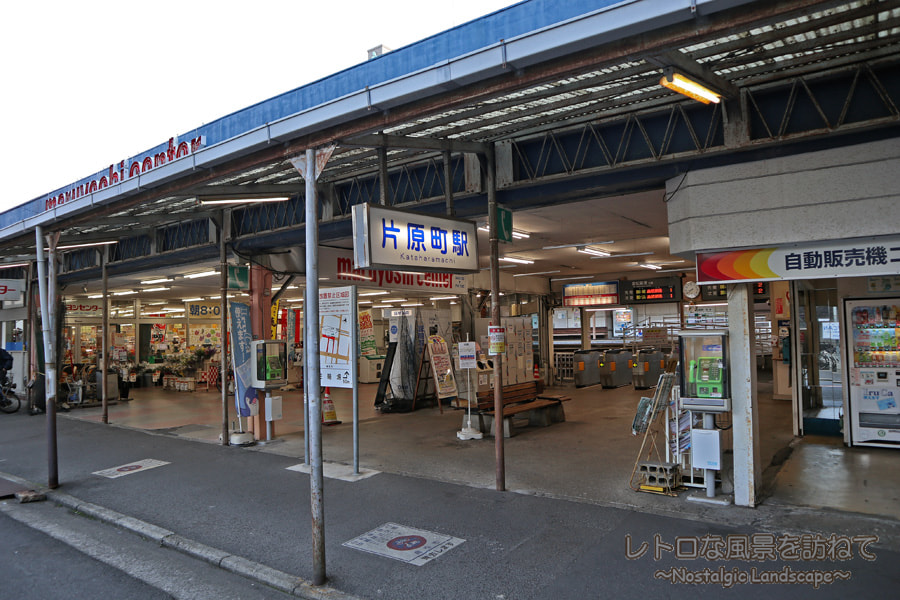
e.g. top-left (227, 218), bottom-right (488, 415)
top-left (598, 349), bottom-right (633, 388)
top-left (632, 349), bottom-right (666, 389)
top-left (573, 349), bottom-right (602, 388)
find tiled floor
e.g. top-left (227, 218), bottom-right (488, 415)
top-left (62, 375), bottom-right (898, 519)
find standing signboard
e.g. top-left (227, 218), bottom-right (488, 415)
top-left (358, 309), bottom-right (377, 356)
top-left (319, 286), bottom-right (356, 389)
top-left (427, 335), bottom-right (457, 398)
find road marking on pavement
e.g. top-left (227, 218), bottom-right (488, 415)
top-left (92, 459), bottom-right (170, 479)
top-left (287, 461), bottom-right (380, 482)
top-left (343, 522), bottom-right (464, 566)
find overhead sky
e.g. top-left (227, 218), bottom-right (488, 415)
top-left (0, 0), bottom-right (519, 214)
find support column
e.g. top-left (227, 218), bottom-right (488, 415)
top-left (728, 283), bottom-right (760, 507)
top-left (219, 212), bottom-right (229, 445)
top-left (443, 150), bottom-right (454, 216)
top-left (248, 264), bottom-right (273, 440)
top-left (101, 246), bottom-right (109, 423)
top-left (486, 146), bottom-right (505, 492)
top-left (580, 307), bottom-right (591, 350)
top-left (35, 226), bottom-right (58, 489)
top-left (378, 147), bottom-right (389, 206)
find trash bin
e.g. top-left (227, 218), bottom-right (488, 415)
top-left (598, 349), bottom-right (633, 388)
top-left (573, 349), bottom-right (602, 388)
top-left (632, 349), bottom-right (665, 389)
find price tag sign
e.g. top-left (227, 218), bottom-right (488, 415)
top-left (488, 326), bottom-right (506, 355)
top-left (459, 341), bottom-right (477, 369)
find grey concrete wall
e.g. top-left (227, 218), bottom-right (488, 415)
top-left (667, 138), bottom-right (900, 256)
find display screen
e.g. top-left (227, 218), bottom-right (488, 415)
top-left (621, 277), bottom-right (682, 304)
top-left (700, 283), bottom-right (728, 300)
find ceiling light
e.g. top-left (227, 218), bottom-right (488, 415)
top-left (182, 297), bottom-right (204, 302)
top-left (372, 304), bottom-right (393, 309)
top-left (499, 256), bottom-right (534, 265)
top-left (602, 251), bottom-right (654, 259)
top-left (383, 298), bottom-right (407, 303)
top-left (478, 224), bottom-right (530, 239)
top-left (639, 263), bottom-right (663, 270)
top-left (87, 294), bottom-right (104, 299)
top-left (112, 290), bottom-right (138, 296)
top-left (429, 296), bottom-right (458, 300)
top-left (359, 291), bottom-right (389, 297)
top-left (140, 277), bottom-right (174, 284)
top-left (142, 287), bottom-right (170, 292)
top-left (577, 246), bottom-right (610, 257)
top-left (401, 303), bottom-right (424, 307)
top-left (660, 68), bottom-right (721, 104)
top-left (50, 240), bottom-right (117, 251)
top-left (198, 196), bottom-right (290, 205)
top-left (338, 272), bottom-right (373, 280)
top-left (542, 241), bottom-right (614, 250)
top-left (358, 300), bottom-right (373, 305)
top-left (183, 270), bottom-right (219, 279)
top-left (145, 301), bottom-right (167, 306)
top-left (283, 297), bottom-right (304, 302)
top-left (513, 270), bottom-right (560, 277)
top-left (552, 275), bottom-right (595, 282)
top-left (0, 262), bottom-right (30, 269)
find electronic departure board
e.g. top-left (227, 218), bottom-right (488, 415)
top-left (701, 281), bottom-right (769, 301)
top-left (620, 277), bottom-right (682, 304)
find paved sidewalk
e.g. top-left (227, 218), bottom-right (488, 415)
top-left (2, 412), bottom-right (899, 599)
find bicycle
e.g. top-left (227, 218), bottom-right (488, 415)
top-left (0, 370), bottom-right (20, 414)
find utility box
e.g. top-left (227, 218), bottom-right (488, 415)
top-left (632, 349), bottom-right (665, 389)
top-left (573, 349), bottom-right (602, 388)
top-left (359, 355), bottom-right (386, 383)
top-left (598, 349), bottom-right (633, 388)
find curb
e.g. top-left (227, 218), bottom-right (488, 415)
top-left (0, 471), bottom-right (360, 600)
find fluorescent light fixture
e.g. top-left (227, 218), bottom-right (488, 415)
top-left (142, 287), bottom-right (170, 292)
top-left (660, 68), bottom-right (721, 104)
top-left (586, 307), bottom-right (623, 312)
top-left (479, 224), bottom-right (531, 239)
top-left (87, 294), bottom-right (104, 299)
top-left (51, 240), bottom-right (117, 251)
top-left (145, 301), bottom-right (167, 306)
top-left (338, 272), bottom-right (373, 280)
top-left (552, 275), bottom-right (595, 282)
top-left (383, 298), bottom-right (407, 303)
top-left (499, 256), bottom-right (534, 265)
top-left (183, 270), bottom-right (219, 279)
top-left (401, 303), bottom-right (424, 307)
top-left (283, 297), bottom-right (304, 302)
top-left (698, 302), bottom-right (728, 307)
top-left (359, 291), bottom-right (389, 297)
top-left (429, 296), bottom-right (458, 300)
top-left (182, 297), bottom-right (204, 302)
top-left (112, 290), bottom-right (137, 296)
top-left (542, 241), bottom-right (613, 250)
top-left (600, 251), bottom-right (654, 259)
top-left (372, 304), bottom-right (393, 309)
top-left (577, 246), bottom-right (610, 257)
top-left (513, 270), bottom-right (560, 277)
top-left (639, 263), bottom-right (663, 270)
top-left (199, 196), bottom-right (290, 205)
top-left (358, 300), bottom-right (373, 305)
top-left (287, 285), bottom-right (299, 289)
top-left (140, 277), bottom-right (174, 284)
top-left (0, 262), bottom-right (30, 269)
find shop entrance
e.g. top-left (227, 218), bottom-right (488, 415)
top-left (795, 282), bottom-right (843, 436)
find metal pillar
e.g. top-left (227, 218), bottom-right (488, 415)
top-left (101, 246), bottom-right (109, 423)
top-left (486, 146), bottom-right (505, 492)
top-left (378, 146), bottom-right (389, 206)
top-left (443, 150), bottom-right (454, 216)
top-left (220, 214), bottom-right (230, 446)
top-left (35, 226), bottom-right (58, 489)
top-left (728, 283), bottom-right (760, 507)
top-left (304, 148), bottom-right (326, 586)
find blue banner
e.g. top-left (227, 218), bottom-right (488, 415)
top-left (228, 302), bottom-right (258, 417)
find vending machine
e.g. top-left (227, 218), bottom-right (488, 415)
top-left (843, 299), bottom-right (900, 447)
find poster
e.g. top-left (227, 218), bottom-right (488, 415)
top-left (150, 324), bottom-right (166, 343)
top-left (359, 310), bottom-right (377, 356)
top-left (488, 326), bottom-right (505, 355)
top-left (228, 302), bottom-right (258, 417)
top-left (427, 335), bottom-right (457, 399)
top-left (458, 341), bottom-right (477, 369)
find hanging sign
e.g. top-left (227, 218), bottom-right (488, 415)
top-left (352, 203), bottom-right (479, 274)
top-left (227, 265), bottom-right (250, 290)
top-left (697, 236), bottom-right (900, 284)
top-left (0, 279), bottom-right (25, 301)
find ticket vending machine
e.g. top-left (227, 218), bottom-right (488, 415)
top-left (678, 330), bottom-right (730, 501)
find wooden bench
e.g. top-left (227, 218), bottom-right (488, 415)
top-left (474, 381), bottom-right (570, 437)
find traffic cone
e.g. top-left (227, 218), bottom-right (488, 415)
top-left (322, 387), bottom-right (342, 425)
top-left (533, 364), bottom-right (540, 379)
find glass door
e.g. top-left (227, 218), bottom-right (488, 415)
top-left (796, 283), bottom-right (843, 435)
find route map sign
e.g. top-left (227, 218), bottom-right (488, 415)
top-left (319, 286), bottom-right (356, 389)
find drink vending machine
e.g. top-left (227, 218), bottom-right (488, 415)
top-left (843, 299), bottom-right (900, 447)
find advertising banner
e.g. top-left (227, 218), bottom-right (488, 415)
top-left (359, 310), bottom-right (377, 356)
top-left (697, 236), bottom-right (900, 283)
top-left (228, 302), bottom-right (258, 417)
